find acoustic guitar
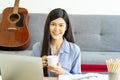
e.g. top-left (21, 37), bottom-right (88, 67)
top-left (0, 0), bottom-right (30, 50)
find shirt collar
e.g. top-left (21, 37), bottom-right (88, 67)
top-left (50, 38), bottom-right (70, 55)
top-left (58, 38), bottom-right (70, 54)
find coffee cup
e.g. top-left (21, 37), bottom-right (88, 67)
top-left (47, 56), bottom-right (59, 67)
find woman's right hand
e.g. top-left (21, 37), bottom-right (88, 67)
top-left (42, 56), bottom-right (48, 68)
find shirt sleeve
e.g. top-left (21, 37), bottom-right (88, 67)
top-left (32, 42), bottom-right (41, 57)
top-left (70, 44), bottom-right (81, 74)
top-left (71, 46), bottom-right (81, 74)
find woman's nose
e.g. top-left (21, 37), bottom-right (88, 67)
top-left (54, 25), bottom-right (59, 30)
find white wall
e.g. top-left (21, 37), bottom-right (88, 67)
top-left (1, 0), bottom-right (120, 15)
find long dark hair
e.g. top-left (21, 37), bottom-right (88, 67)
top-left (41, 8), bottom-right (74, 76)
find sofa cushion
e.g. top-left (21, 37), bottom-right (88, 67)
top-left (0, 50), bottom-right (33, 56)
top-left (70, 15), bottom-right (120, 52)
top-left (81, 51), bottom-right (120, 64)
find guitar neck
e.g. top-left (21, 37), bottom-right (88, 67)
top-left (13, 0), bottom-right (20, 14)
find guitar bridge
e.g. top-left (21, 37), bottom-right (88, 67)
top-left (7, 27), bottom-right (17, 31)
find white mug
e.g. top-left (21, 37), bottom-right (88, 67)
top-left (47, 56), bottom-right (59, 67)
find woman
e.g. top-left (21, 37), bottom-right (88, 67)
top-left (33, 8), bottom-right (81, 77)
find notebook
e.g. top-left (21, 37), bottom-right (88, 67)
top-left (0, 54), bottom-right (44, 80)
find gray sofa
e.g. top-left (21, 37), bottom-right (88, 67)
top-left (0, 13), bottom-right (120, 65)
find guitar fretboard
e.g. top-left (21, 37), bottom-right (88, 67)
top-left (13, 0), bottom-right (20, 13)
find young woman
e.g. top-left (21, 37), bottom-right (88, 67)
top-left (32, 8), bottom-right (81, 77)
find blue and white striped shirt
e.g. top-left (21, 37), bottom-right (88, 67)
top-left (32, 38), bottom-right (81, 76)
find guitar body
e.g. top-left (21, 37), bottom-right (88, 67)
top-left (0, 7), bottom-right (30, 50)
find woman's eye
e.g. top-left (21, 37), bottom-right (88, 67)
top-left (50, 23), bottom-right (55, 26)
top-left (59, 25), bottom-right (64, 27)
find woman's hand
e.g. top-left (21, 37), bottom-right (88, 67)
top-left (47, 63), bottom-right (65, 75)
top-left (42, 56), bottom-right (48, 68)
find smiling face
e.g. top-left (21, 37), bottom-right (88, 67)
top-left (49, 18), bottom-right (67, 41)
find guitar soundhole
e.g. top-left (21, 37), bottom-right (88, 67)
top-left (8, 13), bottom-right (20, 23)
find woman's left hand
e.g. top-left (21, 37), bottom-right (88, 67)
top-left (47, 63), bottom-right (65, 75)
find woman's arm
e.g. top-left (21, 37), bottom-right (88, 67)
top-left (32, 42), bottom-right (41, 57)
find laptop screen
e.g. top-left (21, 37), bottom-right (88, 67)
top-left (0, 54), bottom-right (44, 80)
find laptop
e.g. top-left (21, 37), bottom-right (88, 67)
top-left (0, 54), bottom-right (44, 80)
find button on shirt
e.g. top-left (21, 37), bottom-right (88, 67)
top-left (32, 38), bottom-right (81, 76)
